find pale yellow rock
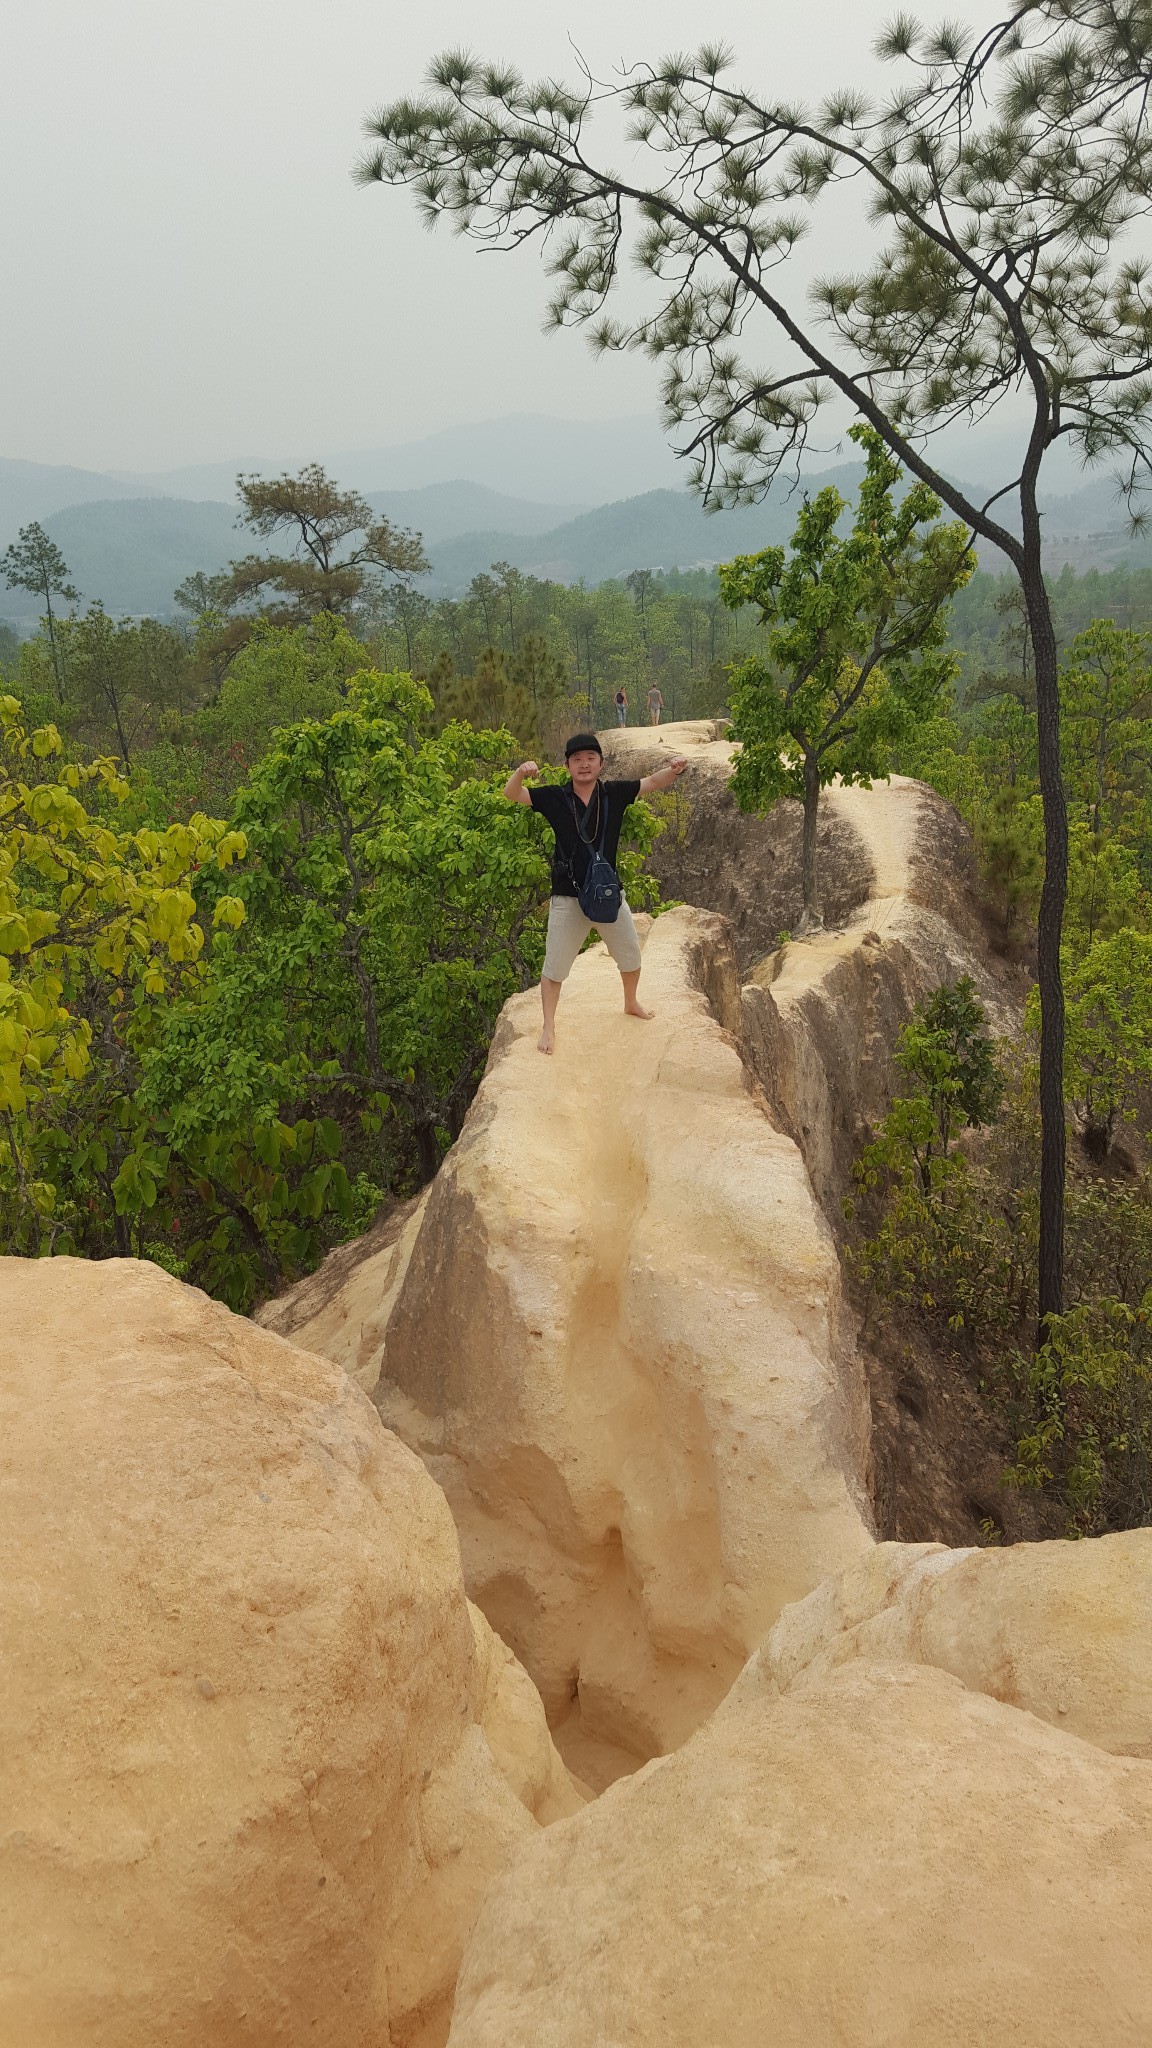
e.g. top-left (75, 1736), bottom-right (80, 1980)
top-left (610, 722), bottom-right (1014, 1220)
top-left (448, 1660), bottom-right (1152, 2048)
top-left (758, 1530), bottom-right (1152, 1757)
top-left (257, 1190), bottom-right (429, 1394)
top-left (605, 716), bottom-right (737, 778)
top-left (374, 907), bottom-right (873, 1783)
top-left (469, 1604), bottom-right (587, 1823)
top-left (0, 1255), bottom-right (569, 2048)
top-left (740, 774), bottom-right (1014, 1216)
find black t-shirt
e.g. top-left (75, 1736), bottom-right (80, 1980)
top-left (529, 777), bottom-right (642, 898)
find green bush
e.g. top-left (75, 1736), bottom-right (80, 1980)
top-left (1002, 1296), bottom-right (1152, 1535)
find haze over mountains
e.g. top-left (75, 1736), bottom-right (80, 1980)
top-left (2, 413), bottom-right (1149, 626)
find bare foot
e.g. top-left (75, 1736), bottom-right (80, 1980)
top-left (537, 1027), bottom-right (555, 1054)
top-left (624, 1003), bottom-right (655, 1021)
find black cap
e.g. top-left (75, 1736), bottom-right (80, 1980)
top-left (565, 731), bottom-right (603, 759)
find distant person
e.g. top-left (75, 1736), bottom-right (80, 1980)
top-left (647, 685), bottom-right (664, 726)
top-left (614, 687), bottom-right (628, 726)
top-left (504, 731), bottom-right (688, 1054)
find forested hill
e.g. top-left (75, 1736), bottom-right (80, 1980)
top-left (416, 473), bottom-right (864, 592)
top-left (4, 456), bottom-right (1152, 621)
top-left (29, 480), bottom-right (589, 619)
top-left (10, 465), bottom-right (866, 618)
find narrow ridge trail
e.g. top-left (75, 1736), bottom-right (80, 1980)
top-left (266, 726), bottom-right (1014, 1782)
top-left (270, 899), bottom-right (875, 1789)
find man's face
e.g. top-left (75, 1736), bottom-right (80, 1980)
top-left (568, 749), bottom-right (602, 784)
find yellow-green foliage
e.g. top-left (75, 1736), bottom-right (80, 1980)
top-left (0, 693), bottom-right (244, 1118)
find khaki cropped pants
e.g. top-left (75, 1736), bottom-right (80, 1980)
top-left (542, 894), bottom-right (642, 982)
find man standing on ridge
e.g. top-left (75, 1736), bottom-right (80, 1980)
top-left (504, 731), bottom-right (687, 1054)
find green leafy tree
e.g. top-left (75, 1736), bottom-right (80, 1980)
top-left (975, 786), bottom-right (1046, 946)
top-left (510, 631), bottom-right (568, 708)
top-left (193, 615), bottom-right (369, 799)
top-left (0, 693), bottom-right (245, 1248)
top-left (1060, 620), bottom-right (1152, 837)
top-left (1007, 1295), bottom-right (1152, 1534)
top-left (965, 586), bottom-right (1037, 712)
top-left (0, 620), bottom-right (21, 671)
top-left (848, 977), bottom-right (1013, 1333)
top-left (362, 6), bottom-right (1152, 1326)
top-left (210, 465), bottom-right (428, 645)
top-left (721, 427), bottom-right (973, 926)
top-left (626, 569), bottom-right (655, 648)
top-left (1, 523), bottom-right (79, 701)
top-left (900, 977), bottom-right (1004, 1164)
top-left (1061, 928), bottom-right (1152, 1160)
top-left (435, 647), bottom-right (538, 753)
top-left (377, 584), bottom-right (435, 669)
top-left (145, 670), bottom-right (644, 1205)
top-left (54, 607), bottom-right (196, 769)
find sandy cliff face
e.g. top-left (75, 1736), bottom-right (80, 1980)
top-left (759, 1529), bottom-right (1152, 1758)
top-left (274, 900), bottom-right (875, 1787)
top-left (372, 906), bottom-right (874, 1785)
top-left (606, 723), bottom-right (1036, 1546)
top-left (600, 719), bottom-right (876, 969)
top-left (10, 723), bottom-right (1152, 2048)
top-left (449, 1529), bottom-right (1152, 2046)
top-left (0, 1257), bottom-right (573, 2048)
top-left (603, 722), bottom-right (1018, 1222)
top-left (447, 1653), bottom-right (1152, 2048)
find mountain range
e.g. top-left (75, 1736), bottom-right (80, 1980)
top-left (2, 416), bottom-right (1149, 625)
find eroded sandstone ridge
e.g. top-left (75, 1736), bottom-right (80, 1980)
top-left (604, 720), bottom-right (1016, 1220)
top-left (9, 724), bottom-right (1152, 2048)
top-left (448, 1533), bottom-right (1152, 2045)
top-left (448, 1650), bottom-right (1152, 2048)
top-left (761, 1529), bottom-right (1152, 1757)
top-left (270, 905), bottom-right (875, 1786)
top-left (0, 1257), bottom-right (577, 2048)
top-left (604, 722), bottom-right (1034, 1544)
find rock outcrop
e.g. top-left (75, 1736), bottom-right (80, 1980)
top-left (447, 1651), bottom-right (1152, 2048)
top-left (606, 723), bottom-right (1035, 1547)
top-left (380, 906), bottom-right (874, 1783)
top-left (258, 1192), bottom-right (429, 1395)
top-left (761, 1530), bottom-right (1152, 1757)
top-left (0, 1256), bottom-right (574, 2048)
top-left (600, 720), bottom-right (876, 970)
top-left (604, 723), bottom-right (1018, 1222)
top-left (271, 905), bottom-right (874, 1787)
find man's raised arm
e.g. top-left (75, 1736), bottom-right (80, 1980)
top-left (503, 760), bottom-right (540, 806)
top-left (637, 757), bottom-right (688, 795)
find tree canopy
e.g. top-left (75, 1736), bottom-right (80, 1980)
top-left (186, 465), bottom-right (429, 658)
top-left (0, 655), bottom-right (662, 1305)
top-left (1, 523), bottom-right (79, 701)
top-left (360, 3), bottom-right (1152, 1327)
top-left (721, 425), bottom-right (973, 925)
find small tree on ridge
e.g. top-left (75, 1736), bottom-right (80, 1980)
top-left (721, 425), bottom-right (972, 928)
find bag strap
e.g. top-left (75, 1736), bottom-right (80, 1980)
top-left (570, 784), bottom-right (607, 855)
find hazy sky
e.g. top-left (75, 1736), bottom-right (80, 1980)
top-left (4, 0), bottom-right (1005, 473)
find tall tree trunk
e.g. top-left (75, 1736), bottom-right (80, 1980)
top-left (800, 754), bottom-right (822, 931)
top-left (414, 1115), bottom-right (441, 1184)
top-left (106, 683), bottom-right (132, 772)
top-left (1025, 551), bottom-right (1067, 1335)
top-left (42, 586), bottom-right (63, 703)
